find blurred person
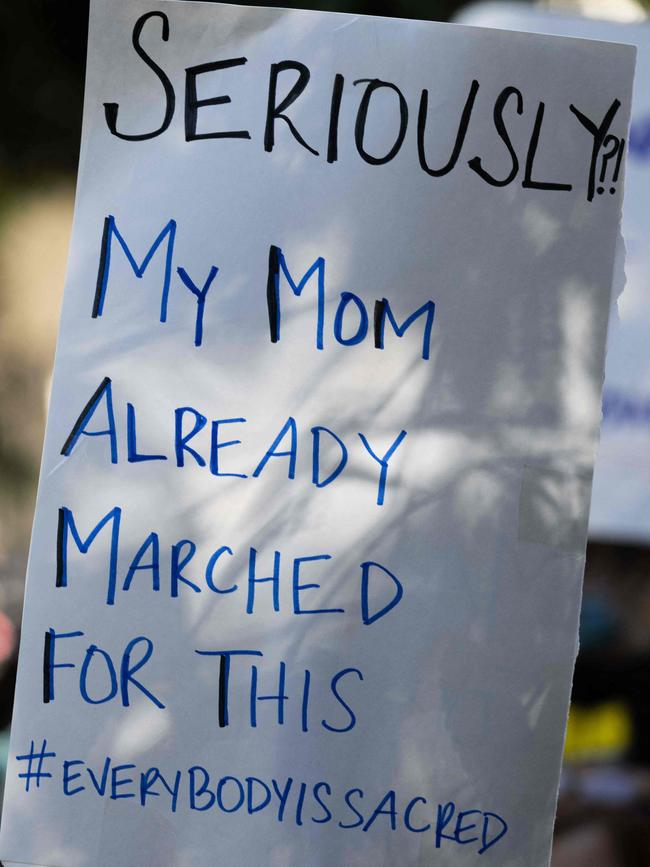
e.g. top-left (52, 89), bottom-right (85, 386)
top-left (0, 609), bottom-right (16, 807)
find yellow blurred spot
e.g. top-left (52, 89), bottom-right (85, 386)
top-left (564, 701), bottom-right (633, 764)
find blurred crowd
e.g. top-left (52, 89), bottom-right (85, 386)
top-left (552, 544), bottom-right (650, 866)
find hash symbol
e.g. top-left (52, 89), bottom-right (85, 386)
top-left (16, 739), bottom-right (56, 793)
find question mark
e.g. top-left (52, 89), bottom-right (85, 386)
top-left (598, 134), bottom-right (622, 195)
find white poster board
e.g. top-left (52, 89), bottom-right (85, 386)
top-left (0, 2), bottom-right (635, 866)
top-left (457, 4), bottom-right (650, 542)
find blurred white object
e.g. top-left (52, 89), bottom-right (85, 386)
top-left (543, 0), bottom-right (645, 23)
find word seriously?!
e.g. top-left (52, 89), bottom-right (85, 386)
top-left (15, 741), bottom-right (509, 853)
top-left (102, 10), bottom-right (626, 201)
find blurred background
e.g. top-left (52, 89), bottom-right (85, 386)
top-left (0, 0), bottom-right (649, 865)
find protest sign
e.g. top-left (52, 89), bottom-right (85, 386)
top-left (0, 2), bottom-right (635, 865)
top-left (457, 5), bottom-right (650, 543)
